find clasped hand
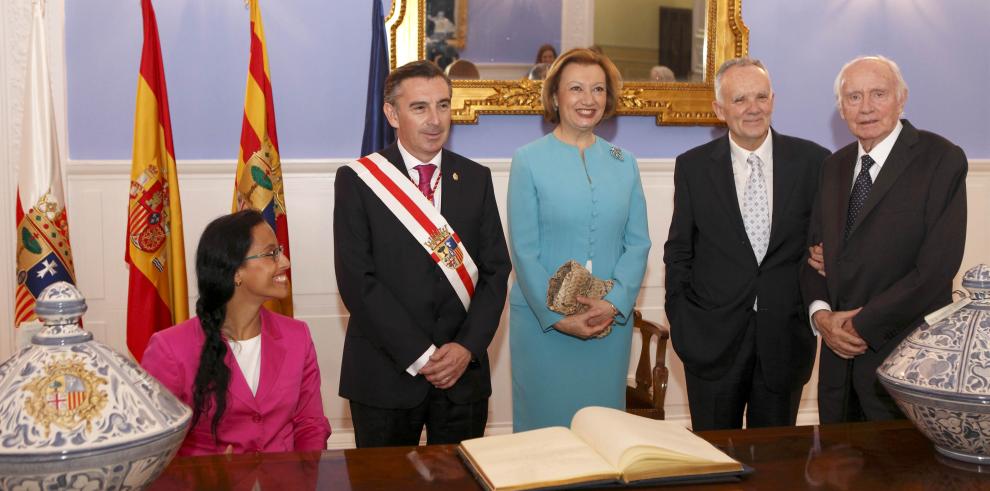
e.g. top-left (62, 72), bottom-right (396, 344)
top-left (553, 295), bottom-right (614, 339)
top-left (420, 342), bottom-right (471, 390)
top-left (813, 308), bottom-right (867, 359)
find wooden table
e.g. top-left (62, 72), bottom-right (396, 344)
top-left (150, 420), bottom-right (990, 490)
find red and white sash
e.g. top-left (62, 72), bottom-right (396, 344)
top-left (345, 152), bottom-right (478, 310)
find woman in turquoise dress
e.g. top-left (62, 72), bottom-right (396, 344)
top-left (508, 48), bottom-right (651, 431)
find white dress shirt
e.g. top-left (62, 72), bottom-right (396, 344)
top-left (729, 131), bottom-right (774, 216)
top-left (396, 139), bottom-right (443, 376)
top-left (729, 132), bottom-right (773, 311)
top-left (809, 121), bottom-right (904, 334)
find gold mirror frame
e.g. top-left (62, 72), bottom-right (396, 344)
top-left (386, 0), bottom-right (748, 125)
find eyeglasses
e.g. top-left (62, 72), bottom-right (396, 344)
top-left (244, 244), bottom-right (283, 262)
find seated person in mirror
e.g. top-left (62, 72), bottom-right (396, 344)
top-left (535, 44), bottom-right (557, 66)
top-left (508, 48), bottom-right (651, 432)
top-left (526, 45), bottom-right (557, 80)
top-left (649, 65), bottom-right (675, 82)
top-left (142, 210), bottom-right (331, 456)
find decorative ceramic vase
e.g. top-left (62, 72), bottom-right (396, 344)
top-left (877, 264), bottom-right (990, 464)
top-left (0, 282), bottom-right (191, 490)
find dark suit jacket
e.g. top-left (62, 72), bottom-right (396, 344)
top-left (664, 129), bottom-right (830, 391)
top-left (334, 144), bottom-right (511, 409)
top-left (800, 120), bottom-right (967, 386)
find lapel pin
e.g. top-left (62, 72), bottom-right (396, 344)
top-left (452, 172), bottom-right (459, 181)
top-left (610, 145), bottom-right (624, 161)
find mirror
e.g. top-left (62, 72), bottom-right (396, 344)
top-left (387, 0), bottom-right (749, 125)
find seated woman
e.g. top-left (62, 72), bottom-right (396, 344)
top-left (535, 43), bottom-right (557, 65)
top-left (142, 209), bottom-right (331, 456)
top-left (526, 44), bottom-right (557, 80)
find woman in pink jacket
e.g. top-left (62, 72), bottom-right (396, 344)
top-left (142, 210), bottom-right (331, 456)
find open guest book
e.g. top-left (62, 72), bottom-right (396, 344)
top-left (458, 407), bottom-right (748, 491)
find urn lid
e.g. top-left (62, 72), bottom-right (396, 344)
top-left (961, 264), bottom-right (990, 301)
top-left (877, 265), bottom-right (990, 400)
top-left (0, 282), bottom-right (191, 456)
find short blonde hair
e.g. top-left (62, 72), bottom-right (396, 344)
top-left (541, 48), bottom-right (622, 124)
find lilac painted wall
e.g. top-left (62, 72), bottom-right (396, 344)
top-left (457, 0), bottom-right (561, 64)
top-left (67, 0), bottom-right (368, 160)
top-left (67, 1), bottom-right (990, 161)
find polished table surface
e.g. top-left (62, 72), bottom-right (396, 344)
top-left (149, 420), bottom-right (990, 490)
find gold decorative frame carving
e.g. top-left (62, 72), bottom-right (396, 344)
top-left (388, 0), bottom-right (748, 125)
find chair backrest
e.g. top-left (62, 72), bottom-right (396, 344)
top-left (445, 59), bottom-right (480, 79)
top-left (626, 310), bottom-right (669, 419)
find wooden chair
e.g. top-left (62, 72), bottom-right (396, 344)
top-left (625, 310), bottom-right (670, 420)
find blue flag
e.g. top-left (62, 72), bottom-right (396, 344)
top-left (361, 0), bottom-right (395, 155)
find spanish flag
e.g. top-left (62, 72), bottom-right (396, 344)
top-left (126, 0), bottom-right (189, 360)
top-left (15, 1), bottom-right (77, 327)
top-left (233, 0), bottom-right (293, 316)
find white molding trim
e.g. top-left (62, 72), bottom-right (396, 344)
top-left (64, 157), bottom-right (683, 177)
top-left (561, 0), bottom-right (595, 51)
top-left (474, 62), bottom-right (531, 80)
top-left (64, 158), bottom-right (990, 178)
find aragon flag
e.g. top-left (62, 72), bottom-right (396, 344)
top-left (233, 0), bottom-right (293, 316)
top-left (126, 0), bottom-right (189, 361)
top-left (15, 1), bottom-right (77, 327)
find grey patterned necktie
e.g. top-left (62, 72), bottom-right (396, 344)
top-left (845, 155), bottom-right (875, 240)
top-left (742, 153), bottom-right (770, 264)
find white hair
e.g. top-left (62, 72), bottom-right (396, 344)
top-left (833, 55), bottom-right (909, 110)
top-left (714, 57), bottom-right (771, 104)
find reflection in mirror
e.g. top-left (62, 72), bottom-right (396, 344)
top-left (595, 0), bottom-right (708, 82)
top-left (422, 0), bottom-right (706, 82)
top-left (391, 0), bottom-right (748, 124)
top-left (427, 0), bottom-right (561, 79)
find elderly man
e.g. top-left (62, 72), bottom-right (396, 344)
top-left (664, 58), bottom-right (830, 430)
top-left (334, 61), bottom-right (511, 446)
top-left (801, 55), bottom-right (967, 423)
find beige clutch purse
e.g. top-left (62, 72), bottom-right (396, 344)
top-left (547, 261), bottom-right (615, 338)
top-left (547, 260), bottom-right (614, 315)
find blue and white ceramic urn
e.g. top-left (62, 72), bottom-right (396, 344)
top-left (0, 282), bottom-right (191, 490)
top-left (877, 264), bottom-right (990, 464)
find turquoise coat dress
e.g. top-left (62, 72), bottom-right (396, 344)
top-left (508, 133), bottom-right (651, 432)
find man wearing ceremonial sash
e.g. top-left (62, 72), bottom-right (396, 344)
top-left (335, 61), bottom-right (511, 447)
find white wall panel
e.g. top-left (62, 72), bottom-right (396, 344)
top-left (0, 158), bottom-right (985, 448)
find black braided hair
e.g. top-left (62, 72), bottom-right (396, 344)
top-left (191, 209), bottom-right (265, 442)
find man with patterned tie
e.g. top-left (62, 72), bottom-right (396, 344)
top-left (334, 61), bottom-right (511, 447)
top-left (801, 56), bottom-right (967, 423)
top-left (664, 58), bottom-right (830, 430)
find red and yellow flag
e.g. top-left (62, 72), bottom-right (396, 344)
top-left (233, 0), bottom-right (293, 316)
top-left (126, 0), bottom-right (189, 361)
top-left (15, 1), bottom-right (76, 327)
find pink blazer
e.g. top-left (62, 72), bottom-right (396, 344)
top-left (142, 309), bottom-right (331, 456)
